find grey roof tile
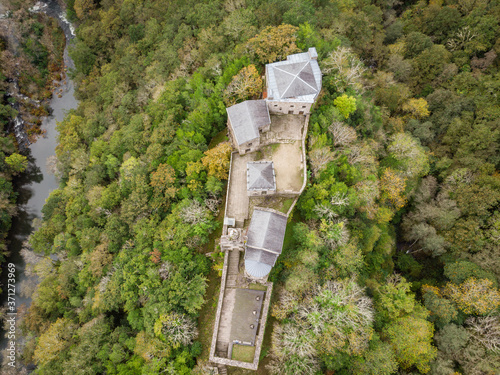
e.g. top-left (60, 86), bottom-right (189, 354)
top-left (245, 246), bottom-right (278, 266)
top-left (226, 100), bottom-right (271, 146)
top-left (247, 162), bottom-right (276, 191)
top-left (247, 209), bottom-right (287, 254)
top-left (266, 48), bottom-right (322, 103)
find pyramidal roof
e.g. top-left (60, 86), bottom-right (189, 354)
top-left (273, 61), bottom-right (318, 98)
top-left (247, 161), bottom-right (276, 191)
top-left (266, 47), bottom-right (322, 102)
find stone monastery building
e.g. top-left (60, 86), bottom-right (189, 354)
top-left (227, 47), bottom-right (321, 155)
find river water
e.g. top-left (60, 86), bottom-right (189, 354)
top-left (0, 0), bottom-right (77, 364)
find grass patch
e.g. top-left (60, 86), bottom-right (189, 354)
top-left (232, 344), bottom-right (256, 363)
top-left (208, 129), bottom-right (229, 149)
top-left (197, 267), bottom-right (221, 361)
top-left (249, 196), bottom-right (295, 216)
top-left (271, 143), bottom-right (280, 152)
top-left (248, 283), bottom-right (267, 291)
top-left (281, 198), bottom-right (295, 214)
top-left (197, 187), bottom-right (227, 361)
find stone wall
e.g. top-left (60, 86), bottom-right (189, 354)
top-left (209, 250), bottom-right (230, 361)
top-left (286, 113), bottom-right (310, 217)
top-left (210, 281), bottom-right (274, 371)
top-left (267, 100), bottom-right (312, 115)
top-left (210, 106), bottom-right (311, 371)
top-left (222, 151), bottom-right (236, 236)
top-left (248, 189), bottom-right (277, 197)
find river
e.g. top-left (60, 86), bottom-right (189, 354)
top-left (0, 0), bottom-right (77, 366)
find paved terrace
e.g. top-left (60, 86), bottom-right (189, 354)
top-left (225, 152), bottom-right (253, 227)
top-left (225, 114), bottom-right (306, 228)
top-left (261, 114), bottom-right (304, 144)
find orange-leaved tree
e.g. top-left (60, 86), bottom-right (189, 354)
top-left (223, 64), bottom-right (263, 106)
top-left (201, 141), bottom-right (232, 180)
top-left (245, 24), bottom-right (300, 64)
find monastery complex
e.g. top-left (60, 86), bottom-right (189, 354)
top-left (209, 48), bottom-right (322, 372)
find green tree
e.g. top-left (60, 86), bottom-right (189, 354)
top-left (385, 313), bottom-right (437, 373)
top-left (375, 275), bottom-right (416, 326)
top-left (352, 335), bottom-right (398, 375)
top-left (5, 153), bottom-right (28, 174)
top-left (421, 285), bottom-right (458, 328)
top-left (334, 94), bottom-right (357, 119)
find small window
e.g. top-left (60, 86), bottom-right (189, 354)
top-left (262, 191), bottom-right (267, 195)
top-left (299, 111), bottom-right (304, 115)
top-left (302, 105), bottom-right (306, 108)
top-left (245, 148), bottom-right (251, 153)
top-left (274, 104), bottom-right (278, 107)
top-left (279, 108), bottom-right (282, 111)
top-left (290, 105), bottom-right (294, 108)
top-left (288, 110), bottom-right (293, 114)
top-left (248, 143), bottom-right (252, 146)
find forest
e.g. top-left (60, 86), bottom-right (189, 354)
top-left (2, 0), bottom-right (499, 374)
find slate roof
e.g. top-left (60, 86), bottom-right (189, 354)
top-left (245, 246), bottom-right (278, 266)
top-left (244, 209), bottom-right (287, 278)
top-left (266, 47), bottom-right (322, 103)
top-left (247, 162), bottom-right (276, 191)
top-left (247, 209), bottom-right (287, 254)
top-left (226, 100), bottom-right (271, 146)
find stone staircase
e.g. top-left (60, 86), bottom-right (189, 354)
top-left (218, 365), bottom-right (227, 375)
top-left (226, 250), bottom-right (240, 287)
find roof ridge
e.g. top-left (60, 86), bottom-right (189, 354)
top-left (281, 61), bottom-right (317, 98)
top-left (296, 61), bottom-right (318, 91)
top-left (273, 66), bottom-right (298, 76)
top-left (243, 101), bottom-right (257, 132)
top-left (262, 211), bottom-right (272, 249)
top-left (277, 62), bottom-right (307, 98)
top-left (247, 244), bottom-right (280, 255)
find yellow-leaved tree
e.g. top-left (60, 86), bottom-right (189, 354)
top-left (444, 277), bottom-right (500, 315)
top-left (33, 318), bottom-right (77, 364)
top-left (402, 98), bottom-right (430, 120)
top-left (201, 141), bottom-right (232, 180)
top-left (245, 24), bottom-right (300, 64)
top-left (380, 168), bottom-right (407, 209)
top-left (223, 64), bottom-right (263, 106)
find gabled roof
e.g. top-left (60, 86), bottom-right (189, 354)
top-left (246, 209), bottom-right (287, 254)
top-left (266, 47), bottom-right (322, 103)
top-left (247, 161), bottom-right (276, 191)
top-left (226, 100), bottom-right (271, 146)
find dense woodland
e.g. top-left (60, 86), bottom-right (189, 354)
top-left (4, 0), bottom-right (500, 374)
